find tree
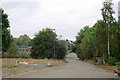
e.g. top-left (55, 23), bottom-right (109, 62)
top-left (56, 40), bottom-right (67, 59)
top-left (71, 43), bottom-right (76, 53)
top-left (31, 28), bottom-right (67, 59)
top-left (117, 21), bottom-right (120, 61)
top-left (101, 0), bottom-right (115, 60)
top-left (0, 8), bottom-right (12, 53)
top-left (75, 26), bottom-right (89, 44)
top-left (80, 29), bottom-right (90, 59)
top-left (17, 34), bottom-right (31, 47)
top-left (75, 26), bottom-right (91, 59)
top-left (8, 40), bottom-right (18, 55)
top-left (95, 20), bottom-right (108, 64)
top-left (74, 1), bottom-right (119, 65)
top-left (0, 9), bottom-right (2, 53)
top-left (31, 28), bottom-right (57, 59)
top-left (87, 26), bottom-right (96, 59)
top-left (110, 22), bottom-right (120, 62)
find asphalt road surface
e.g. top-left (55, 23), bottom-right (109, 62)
top-left (10, 53), bottom-right (115, 78)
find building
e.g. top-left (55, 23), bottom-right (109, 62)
top-left (118, 1), bottom-right (120, 21)
top-left (66, 39), bottom-right (73, 53)
top-left (18, 46), bottom-right (31, 54)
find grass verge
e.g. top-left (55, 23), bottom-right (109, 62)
top-left (84, 60), bottom-right (119, 73)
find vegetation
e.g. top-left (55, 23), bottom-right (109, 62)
top-left (1, 9), bottom-right (66, 59)
top-left (74, 1), bottom-right (120, 65)
top-left (56, 40), bottom-right (67, 59)
top-left (2, 34), bottom-right (32, 58)
top-left (8, 39), bottom-right (18, 55)
top-left (31, 28), bottom-right (67, 59)
top-left (1, 1), bottom-right (119, 65)
top-left (16, 34), bottom-right (31, 47)
top-left (1, 8), bottom-right (12, 53)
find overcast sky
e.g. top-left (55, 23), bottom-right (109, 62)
top-left (0, 0), bottom-right (119, 41)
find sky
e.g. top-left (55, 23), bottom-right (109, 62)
top-left (0, 0), bottom-right (119, 41)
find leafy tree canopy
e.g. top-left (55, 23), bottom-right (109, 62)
top-left (1, 8), bottom-right (12, 53)
top-left (31, 28), bottom-right (67, 59)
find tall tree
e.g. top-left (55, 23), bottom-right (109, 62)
top-left (8, 40), bottom-right (18, 55)
top-left (17, 34), bottom-right (31, 47)
top-left (95, 20), bottom-right (108, 64)
top-left (31, 28), bottom-right (57, 59)
top-left (31, 28), bottom-right (67, 59)
top-left (87, 26), bottom-right (96, 59)
top-left (101, 0), bottom-right (115, 60)
top-left (80, 29), bottom-right (90, 59)
top-left (0, 8), bottom-right (12, 53)
top-left (75, 26), bottom-right (91, 59)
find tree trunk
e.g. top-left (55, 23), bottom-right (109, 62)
top-left (54, 45), bottom-right (56, 59)
top-left (103, 53), bottom-right (105, 64)
top-left (108, 25), bottom-right (110, 60)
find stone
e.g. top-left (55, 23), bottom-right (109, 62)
top-left (47, 62), bottom-right (52, 67)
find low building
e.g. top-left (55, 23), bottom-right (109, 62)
top-left (18, 46), bottom-right (31, 54)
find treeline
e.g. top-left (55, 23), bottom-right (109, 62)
top-left (72, 1), bottom-right (120, 65)
top-left (2, 34), bottom-right (31, 58)
top-left (1, 8), bottom-right (67, 59)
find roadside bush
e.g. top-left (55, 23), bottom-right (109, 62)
top-left (76, 45), bottom-right (84, 60)
top-left (108, 57), bottom-right (117, 66)
top-left (56, 40), bottom-right (67, 59)
top-left (91, 57), bottom-right (97, 63)
top-left (115, 62), bottom-right (120, 66)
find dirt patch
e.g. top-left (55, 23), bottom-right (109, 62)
top-left (2, 58), bottom-right (65, 78)
top-left (10, 59), bottom-right (115, 78)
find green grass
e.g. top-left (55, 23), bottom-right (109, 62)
top-left (24, 65), bottom-right (30, 69)
top-left (3, 65), bottom-right (20, 69)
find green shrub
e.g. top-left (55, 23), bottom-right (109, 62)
top-left (109, 57), bottom-right (117, 66)
top-left (91, 57), bottom-right (97, 63)
top-left (115, 62), bottom-right (120, 65)
top-left (8, 41), bottom-right (18, 55)
top-left (56, 40), bottom-right (67, 59)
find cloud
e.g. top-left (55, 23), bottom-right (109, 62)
top-left (1, 0), bottom-right (119, 41)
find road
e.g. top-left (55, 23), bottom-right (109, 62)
top-left (10, 53), bottom-right (115, 78)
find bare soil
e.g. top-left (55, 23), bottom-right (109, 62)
top-left (9, 58), bottom-right (116, 78)
top-left (2, 58), bottom-right (65, 78)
